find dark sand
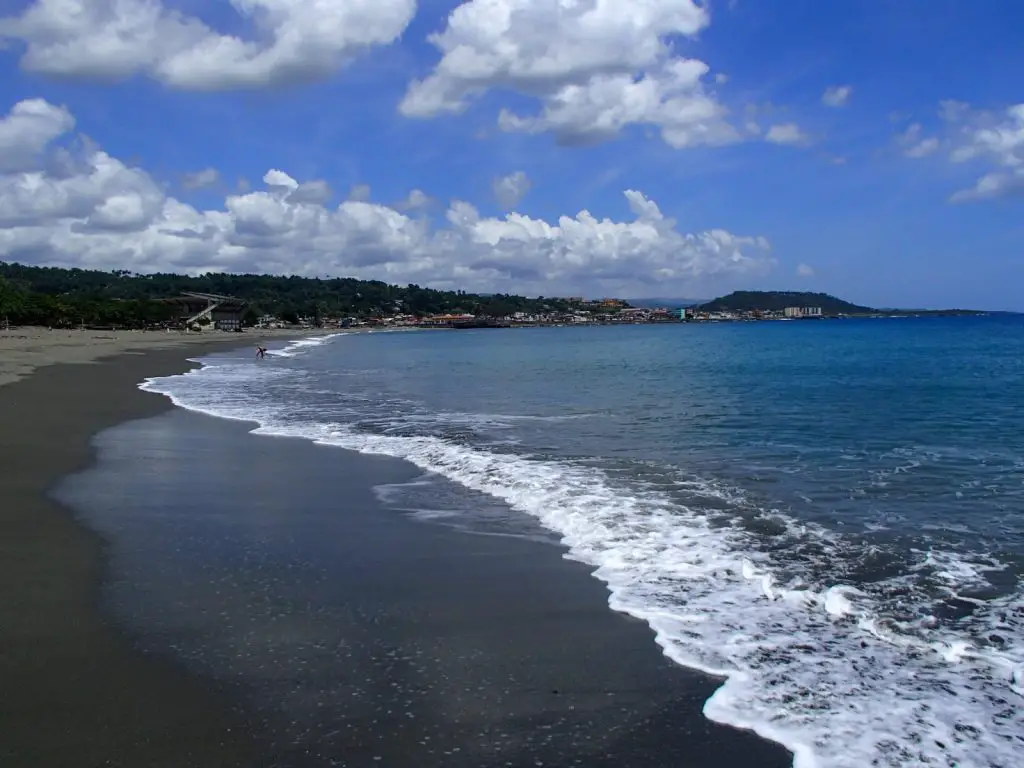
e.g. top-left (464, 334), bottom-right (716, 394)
top-left (0, 347), bottom-right (258, 767)
top-left (55, 403), bottom-right (794, 767)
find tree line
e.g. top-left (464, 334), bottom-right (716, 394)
top-left (0, 262), bottom-right (579, 328)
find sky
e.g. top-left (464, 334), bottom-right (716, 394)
top-left (0, 1), bottom-right (1022, 310)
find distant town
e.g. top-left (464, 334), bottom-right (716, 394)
top-left (256, 298), bottom-right (971, 332)
top-left (260, 301), bottom-right (829, 331)
top-left (0, 262), bottom-right (992, 333)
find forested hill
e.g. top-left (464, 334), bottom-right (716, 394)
top-left (0, 262), bottom-right (577, 325)
top-left (697, 291), bottom-right (875, 314)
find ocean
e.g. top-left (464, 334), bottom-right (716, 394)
top-left (141, 317), bottom-right (1024, 768)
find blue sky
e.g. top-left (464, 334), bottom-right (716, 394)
top-left (0, 0), bottom-right (1022, 309)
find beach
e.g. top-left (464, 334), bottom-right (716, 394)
top-left (0, 326), bottom-right (325, 387)
top-left (0, 327), bottom-right (792, 767)
top-left (0, 334), bottom-right (261, 767)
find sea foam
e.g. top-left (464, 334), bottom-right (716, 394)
top-left (140, 342), bottom-right (1024, 768)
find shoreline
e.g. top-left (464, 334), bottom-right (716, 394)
top-left (1, 331), bottom-right (794, 766)
top-left (57, 405), bottom-right (794, 767)
top-left (0, 325), bottom-right (327, 387)
top-left (0, 342), bottom-right (263, 766)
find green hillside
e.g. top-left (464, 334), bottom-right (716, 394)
top-left (0, 262), bottom-right (577, 328)
top-left (697, 291), bottom-right (875, 314)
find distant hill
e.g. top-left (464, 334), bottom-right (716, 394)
top-left (0, 261), bottom-right (577, 327)
top-left (697, 291), bottom-right (875, 314)
top-left (627, 297), bottom-right (709, 309)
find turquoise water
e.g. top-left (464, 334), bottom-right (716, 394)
top-left (146, 317), bottom-right (1024, 768)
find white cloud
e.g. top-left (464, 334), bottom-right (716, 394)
top-left (949, 171), bottom-right (1024, 203)
top-left (0, 98), bottom-right (774, 296)
top-left (498, 59), bottom-right (740, 148)
top-left (796, 263), bottom-right (814, 277)
top-left (765, 123), bottom-right (809, 146)
top-left (401, 0), bottom-right (742, 149)
top-left (822, 85), bottom-right (852, 108)
top-left (0, 98), bottom-right (74, 172)
top-left (0, 144), bottom-right (166, 232)
top-left (262, 169), bottom-right (334, 204)
top-left (0, 0), bottom-right (416, 90)
top-left (944, 103), bottom-right (1024, 202)
top-left (492, 171), bottom-right (531, 209)
top-left (182, 168), bottom-right (220, 190)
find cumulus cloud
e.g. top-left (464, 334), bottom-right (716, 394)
top-left (941, 103), bottom-right (1024, 202)
top-left (401, 0), bottom-right (742, 149)
top-left (0, 97), bottom-right (774, 295)
top-left (182, 168), bottom-right (220, 190)
top-left (765, 123), bottom-right (809, 146)
top-left (492, 171), bottom-right (531, 209)
top-left (0, 0), bottom-right (416, 90)
top-left (0, 98), bottom-right (74, 172)
top-left (796, 263), bottom-right (814, 277)
top-left (822, 85), bottom-right (852, 108)
top-left (262, 169), bottom-right (334, 205)
top-left (0, 143), bottom-right (165, 231)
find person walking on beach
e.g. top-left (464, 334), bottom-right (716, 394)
top-left (256, 345), bottom-right (267, 359)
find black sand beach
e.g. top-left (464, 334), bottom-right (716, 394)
top-left (2, 347), bottom-right (792, 767)
top-left (0, 347), bottom-right (258, 767)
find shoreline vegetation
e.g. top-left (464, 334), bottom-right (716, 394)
top-left (1, 262), bottom-right (1002, 334)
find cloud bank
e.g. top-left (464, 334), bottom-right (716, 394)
top-left (0, 98), bottom-right (773, 296)
top-left (0, 1), bottom-right (813, 154)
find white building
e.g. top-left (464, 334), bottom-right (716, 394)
top-left (784, 306), bottom-right (823, 318)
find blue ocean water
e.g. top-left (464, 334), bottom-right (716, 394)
top-left (144, 317), bottom-right (1024, 768)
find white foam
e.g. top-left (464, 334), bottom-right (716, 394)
top-left (140, 360), bottom-right (1024, 768)
top-left (265, 333), bottom-right (347, 358)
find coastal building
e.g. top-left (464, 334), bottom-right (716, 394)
top-left (419, 313), bottom-right (477, 328)
top-left (784, 306), bottom-right (823, 318)
top-left (160, 292), bottom-right (247, 330)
